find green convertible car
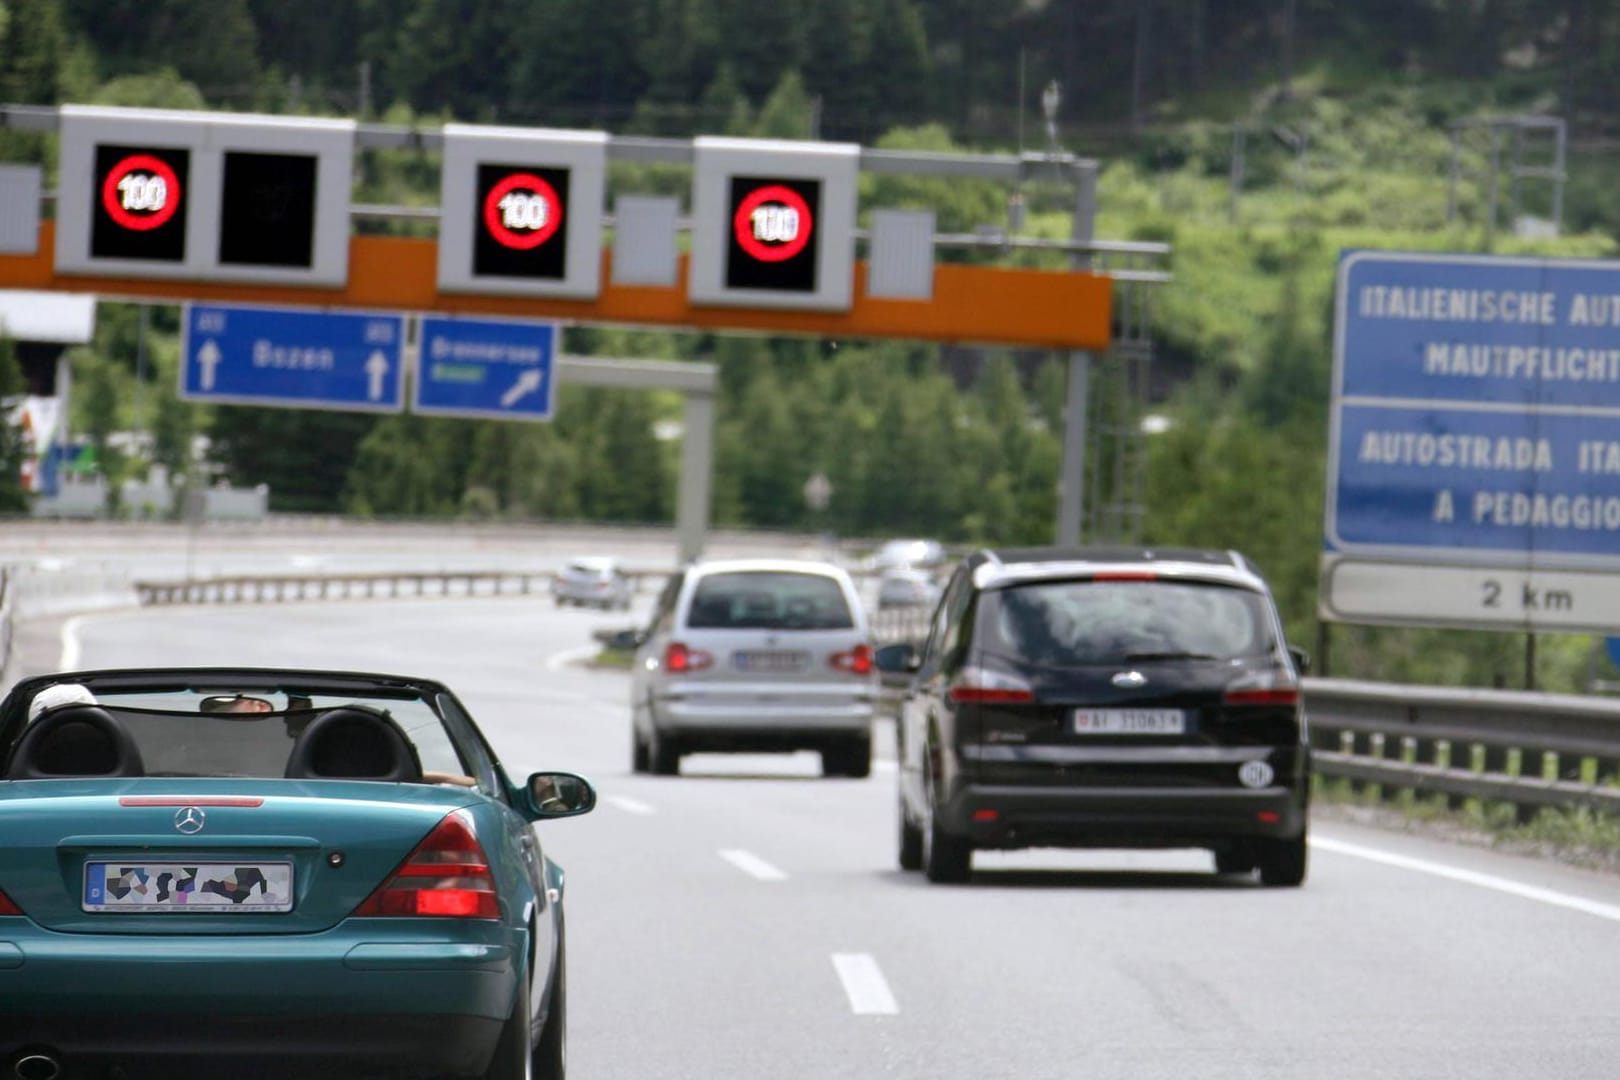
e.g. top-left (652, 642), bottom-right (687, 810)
top-left (0, 667), bottom-right (593, 1080)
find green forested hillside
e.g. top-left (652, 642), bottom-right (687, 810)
top-left (4, 1), bottom-right (1620, 691)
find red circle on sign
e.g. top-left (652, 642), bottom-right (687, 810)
top-left (733, 184), bottom-right (813, 263)
top-left (482, 173), bottom-right (563, 251)
top-left (101, 154), bottom-right (182, 232)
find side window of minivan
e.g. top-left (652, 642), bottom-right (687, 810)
top-left (920, 567), bottom-right (967, 674)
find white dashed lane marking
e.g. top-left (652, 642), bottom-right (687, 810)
top-left (718, 849), bottom-right (788, 882)
top-left (831, 953), bottom-right (899, 1015)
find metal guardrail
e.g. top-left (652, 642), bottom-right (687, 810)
top-left (134, 569), bottom-right (659, 605)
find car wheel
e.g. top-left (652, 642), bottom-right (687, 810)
top-left (1257, 832), bottom-right (1308, 887)
top-left (897, 795), bottom-right (923, 871)
top-left (631, 729), bottom-right (650, 774)
top-left (483, 964), bottom-right (533, 1080)
top-left (534, 934), bottom-right (566, 1080)
top-left (923, 816), bottom-right (972, 884)
top-left (821, 736), bottom-right (871, 779)
top-left (649, 729), bottom-right (680, 776)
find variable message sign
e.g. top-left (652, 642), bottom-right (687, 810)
top-left (437, 124), bottom-right (606, 299)
top-left (1322, 250), bottom-right (1620, 632)
top-left (688, 137), bottom-right (858, 312)
top-left (56, 106), bottom-right (354, 286)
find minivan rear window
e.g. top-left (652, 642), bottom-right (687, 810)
top-left (686, 572), bottom-right (855, 630)
top-left (983, 580), bottom-right (1269, 665)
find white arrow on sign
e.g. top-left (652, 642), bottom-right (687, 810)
top-left (197, 339), bottom-right (222, 392)
top-left (365, 351), bottom-right (390, 402)
top-left (500, 369), bottom-right (544, 408)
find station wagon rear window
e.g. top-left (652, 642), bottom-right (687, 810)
top-left (686, 572), bottom-right (854, 630)
top-left (983, 580), bottom-right (1270, 665)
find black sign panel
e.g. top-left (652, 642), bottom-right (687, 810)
top-left (90, 144), bottom-right (190, 262)
top-left (218, 151), bottom-right (318, 268)
top-left (473, 163), bottom-right (570, 279)
top-left (725, 175), bottom-right (820, 292)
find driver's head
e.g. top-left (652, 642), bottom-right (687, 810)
top-left (200, 694), bottom-right (273, 714)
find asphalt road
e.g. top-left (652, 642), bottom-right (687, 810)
top-left (37, 596), bottom-right (1620, 1079)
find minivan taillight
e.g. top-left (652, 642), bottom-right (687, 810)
top-left (0, 887), bottom-right (21, 916)
top-left (948, 666), bottom-right (1035, 705)
top-left (830, 644), bottom-right (873, 675)
top-left (665, 642), bottom-right (714, 673)
top-left (352, 809), bottom-right (499, 919)
top-left (1223, 670), bottom-right (1300, 707)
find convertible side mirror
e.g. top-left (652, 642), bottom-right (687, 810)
top-left (874, 642), bottom-right (922, 674)
top-left (520, 771), bottom-right (596, 821)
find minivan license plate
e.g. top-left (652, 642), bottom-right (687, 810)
top-left (1072, 709), bottom-right (1187, 735)
top-left (733, 650), bottom-right (806, 673)
top-left (83, 861), bottom-right (294, 912)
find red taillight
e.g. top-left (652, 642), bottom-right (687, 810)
top-left (352, 809), bottom-right (500, 920)
top-left (664, 642), bottom-right (713, 674)
top-left (1091, 571), bottom-right (1158, 582)
top-left (0, 887), bottom-right (21, 916)
top-left (1223, 687), bottom-right (1300, 706)
top-left (972, 809), bottom-right (1000, 822)
top-left (831, 644), bottom-right (873, 675)
top-left (947, 666), bottom-right (1035, 705)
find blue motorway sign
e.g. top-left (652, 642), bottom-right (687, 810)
top-left (180, 303), bottom-right (405, 413)
top-left (1327, 251), bottom-right (1620, 567)
top-left (414, 316), bottom-right (556, 421)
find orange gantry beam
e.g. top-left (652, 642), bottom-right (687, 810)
top-left (0, 223), bottom-right (1113, 350)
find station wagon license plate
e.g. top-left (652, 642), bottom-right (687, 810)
top-left (1072, 709), bottom-right (1188, 735)
top-left (733, 650), bottom-right (807, 673)
top-left (83, 862), bottom-right (294, 913)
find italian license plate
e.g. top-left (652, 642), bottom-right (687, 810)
top-left (83, 862), bottom-right (294, 913)
top-left (733, 650), bottom-right (806, 673)
top-left (1072, 709), bottom-right (1188, 735)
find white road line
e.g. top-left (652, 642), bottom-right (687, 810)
top-left (831, 953), bottom-right (899, 1015)
top-left (1311, 835), bottom-right (1620, 924)
top-left (718, 849), bottom-right (788, 882)
top-left (606, 795), bottom-right (656, 816)
top-left (544, 645), bottom-right (603, 672)
top-left (60, 615), bottom-right (85, 671)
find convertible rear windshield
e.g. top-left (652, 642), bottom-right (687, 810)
top-left (982, 579), bottom-right (1272, 665)
top-left (686, 571), bottom-right (855, 630)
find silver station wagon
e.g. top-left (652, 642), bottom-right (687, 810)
top-left (629, 559), bottom-right (878, 777)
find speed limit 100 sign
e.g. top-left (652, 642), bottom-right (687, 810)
top-left (438, 124), bottom-right (607, 299)
top-left (93, 145), bottom-right (189, 261)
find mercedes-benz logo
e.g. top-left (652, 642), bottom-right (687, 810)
top-left (1112, 671), bottom-right (1147, 689)
top-left (173, 806), bottom-right (206, 835)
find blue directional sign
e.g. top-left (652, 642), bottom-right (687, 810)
top-left (180, 303), bottom-right (405, 412)
top-left (1327, 251), bottom-right (1620, 568)
top-left (413, 316), bottom-right (556, 421)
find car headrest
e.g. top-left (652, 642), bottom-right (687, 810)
top-left (5, 705), bottom-right (146, 779)
top-left (283, 706), bottom-right (422, 783)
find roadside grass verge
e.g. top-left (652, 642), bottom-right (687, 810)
top-left (1312, 775), bottom-right (1620, 876)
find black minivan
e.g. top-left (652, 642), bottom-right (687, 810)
top-left (877, 546), bottom-right (1311, 886)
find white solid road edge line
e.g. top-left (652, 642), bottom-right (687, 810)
top-left (717, 849), bottom-right (788, 882)
top-left (605, 795), bottom-right (657, 816)
top-left (832, 953), bottom-right (900, 1016)
top-left (1311, 835), bottom-right (1620, 924)
top-left (544, 644), bottom-right (603, 672)
top-left (60, 615), bottom-right (85, 671)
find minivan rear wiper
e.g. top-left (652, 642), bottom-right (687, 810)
top-left (1123, 651), bottom-right (1221, 663)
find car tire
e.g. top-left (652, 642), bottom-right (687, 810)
top-left (483, 964), bottom-right (533, 1080)
top-left (631, 729), bottom-right (650, 773)
top-left (898, 797), bottom-right (923, 871)
top-left (1258, 833), bottom-right (1308, 887)
top-left (922, 815), bottom-right (972, 884)
top-left (649, 729), bottom-right (680, 776)
top-left (1214, 846), bottom-right (1256, 875)
top-left (534, 934), bottom-right (566, 1080)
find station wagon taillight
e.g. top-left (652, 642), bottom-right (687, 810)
top-left (352, 809), bottom-right (499, 920)
top-left (0, 887), bottom-right (21, 916)
top-left (665, 642), bottom-right (714, 673)
top-left (830, 644), bottom-right (873, 675)
top-left (948, 665), bottom-right (1035, 705)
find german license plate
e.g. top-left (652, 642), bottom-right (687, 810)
top-left (1072, 709), bottom-right (1188, 735)
top-left (83, 862), bottom-right (294, 913)
top-left (733, 650), bottom-right (806, 673)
